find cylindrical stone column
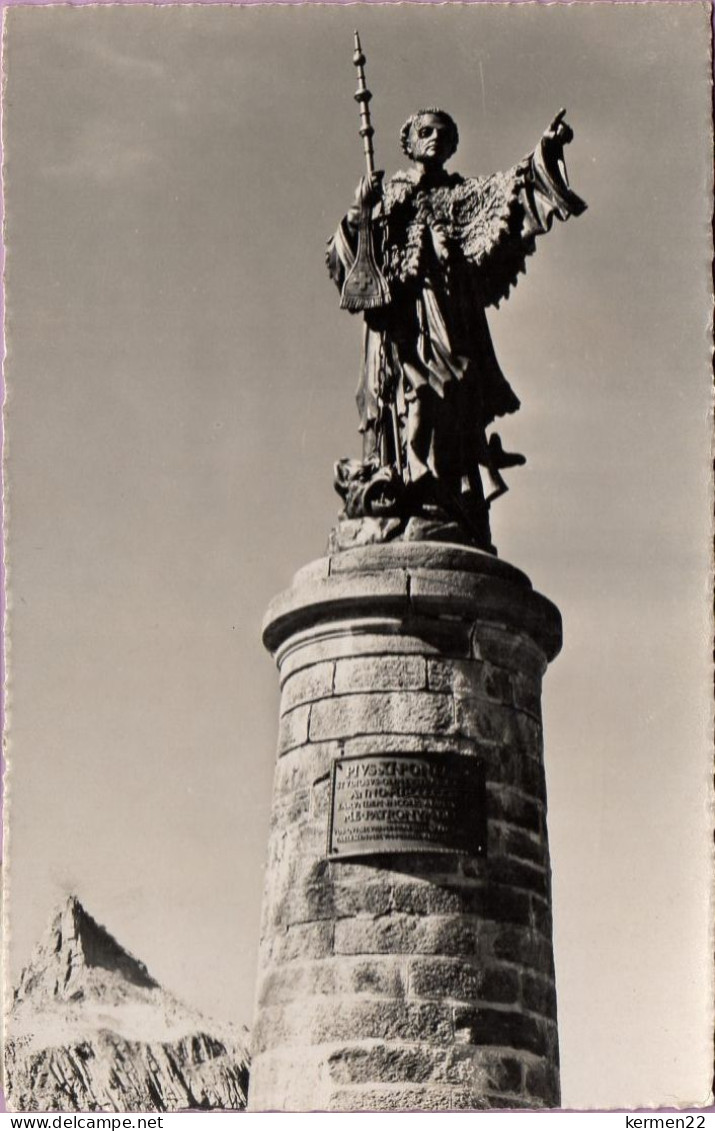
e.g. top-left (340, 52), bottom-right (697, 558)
top-left (249, 543), bottom-right (562, 1113)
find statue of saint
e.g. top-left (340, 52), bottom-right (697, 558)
top-left (327, 106), bottom-right (586, 552)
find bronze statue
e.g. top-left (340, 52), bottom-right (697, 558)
top-left (328, 35), bottom-right (586, 553)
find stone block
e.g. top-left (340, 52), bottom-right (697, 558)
top-left (426, 659), bottom-right (480, 695)
top-left (269, 882), bottom-right (337, 927)
top-left (252, 1005), bottom-right (288, 1057)
top-left (257, 955), bottom-right (407, 1007)
top-left (263, 569), bottom-right (411, 654)
top-left (333, 654), bottom-right (427, 694)
top-left (278, 628), bottom-right (468, 687)
top-left (451, 1091), bottom-right (497, 1110)
top-left (326, 1043), bottom-right (448, 1086)
top-left (275, 636), bottom-right (351, 684)
top-left (264, 815), bottom-right (314, 872)
top-left (333, 913), bottom-right (486, 958)
top-left (248, 1048), bottom-right (325, 1112)
top-left (512, 671), bottom-right (543, 718)
top-left (455, 697), bottom-right (514, 744)
top-left (481, 663), bottom-right (515, 704)
top-left (502, 825), bottom-right (545, 867)
top-left (466, 1051), bottom-right (524, 1094)
top-left (342, 957), bottom-right (408, 997)
top-left (277, 704), bottom-right (310, 755)
top-left (530, 895), bottom-right (553, 935)
top-left (438, 1048), bottom-right (523, 1092)
top-left (324, 1043), bottom-right (526, 1093)
top-left (413, 574), bottom-right (558, 662)
top-left (521, 756), bottom-right (547, 801)
top-left (263, 842), bottom-right (333, 901)
top-left (272, 741), bottom-right (338, 796)
top-left (256, 963), bottom-right (307, 1008)
top-left (263, 920), bottom-right (334, 966)
top-left (328, 542), bottom-right (529, 586)
top-left (280, 661), bottom-right (334, 709)
top-left (371, 882), bottom-right (519, 922)
top-left (408, 957), bottom-right (519, 1006)
top-left (488, 857), bottom-right (549, 899)
top-left (360, 884), bottom-right (402, 916)
top-left (453, 1005), bottom-right (552, 1056)
top-left (513, 710), bottom-right (544, 759)
top-left (409, 570), bottom-right (490, 619)
top-left (414, 916), bottom-right (486, 957)
top-left (293, 558), bottom-right (331, 584)
top-left (486, 820), bottom-right (504, 857)
top-left (334, 914), bottom-right (420, 956)
top-left (521, 971), bottom-right (558, 1018)
top-left (480, 964), bottom-right (524, 1007)
top-left (482, 1095), bottom-right (537, 1110)
top-left (497, 753), bottom-right (545, 802)
top-left (332, 855), bottom-right (466, 886)
top-left (429, 658), bottom-right (517, 706)
top-left (480, 745), bottom-right (519, 791)
top-left (389, 881), bottom-right (475, 917)
top-left (260, 954), bottom-right (407, 999)
top-left (487, 785), bottom-right (543, 833)
top-left (276, 819), bottom-right (328, 859)
top-left (524, 1058), bottom-right (560, 1106)
top-left (482, 884), bottom-right (533, 927)
top-left (474, 627), bottom-right (547, 677)
top-left (309, 691), bottom-right (454, 742)
top-left (343, 733), bottom-right (480, 758)
top-left (269, 788), bottom-right (311, 832)
top-left (256, 964), bottom-right (296, 1008)
top-left (326, 1084), bottom-right (458, 1112)
top-left (311, 776), bottom-right (331, 819)
top-left (259, 998), bottom-right (453, 1049)
top-left (293, 881), bottom-right (395, 921)
top-left (492, 926), bottom-right (554, 973)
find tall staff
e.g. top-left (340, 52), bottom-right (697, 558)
top-left (340, 32), bottom-right (391, 313)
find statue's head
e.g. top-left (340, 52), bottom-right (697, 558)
top-left (400, 109), bottom-right (459, 166)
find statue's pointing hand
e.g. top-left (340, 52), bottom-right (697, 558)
top-left (354, 170), bottom-right (385, 210)
top-left (544, 108), bottom-right (574, 152)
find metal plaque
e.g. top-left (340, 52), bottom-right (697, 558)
top-left (327, 752), bottom-right (486, 859)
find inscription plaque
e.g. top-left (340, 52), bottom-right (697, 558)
top-left (327, 752), bottom-right (486, 858)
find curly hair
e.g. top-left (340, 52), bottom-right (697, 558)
top-left (400, 108), bottom-right (459, 160)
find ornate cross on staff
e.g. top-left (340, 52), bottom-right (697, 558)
top-left (340, 32), bottom-right (391, 312)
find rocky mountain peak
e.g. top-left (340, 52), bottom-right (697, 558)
top-left (6, 896), bottom-right (250, 1111)
top-left (14, 895), bottom-right (159, 1005)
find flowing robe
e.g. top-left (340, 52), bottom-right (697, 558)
top-left (327, 134), bottom-right (586, 499)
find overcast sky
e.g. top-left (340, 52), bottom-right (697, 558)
top-left (2, 1), bottom-right (712, 1109)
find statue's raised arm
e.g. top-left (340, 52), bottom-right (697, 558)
top-left (467, 107), bottom-right (587, 309)
top-left (327, 94), bottom-right (586, 556)
top-left (532, 107), bottom-right (587, 223)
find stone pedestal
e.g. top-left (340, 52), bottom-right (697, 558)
top-left (249, 543), bottom-right (562, 1113)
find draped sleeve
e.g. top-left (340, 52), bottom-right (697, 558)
top-left (466, 135), bottom-right (587, 309)
top-left (326, 207), bottom-right (360, 293)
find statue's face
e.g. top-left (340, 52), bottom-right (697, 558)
top-left (408, 113), bottom-right (456, 166)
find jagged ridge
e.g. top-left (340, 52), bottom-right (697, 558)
top-left (5, 1033), bottom-right (249, 1113)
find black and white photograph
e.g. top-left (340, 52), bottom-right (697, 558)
top-left (1, 1), bottom-right (712, 1113)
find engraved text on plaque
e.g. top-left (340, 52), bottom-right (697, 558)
top-left (327, 752), bottom-right (486, 858)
